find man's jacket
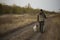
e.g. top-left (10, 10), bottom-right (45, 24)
top-left (37, 12), bottom-right (46, 21)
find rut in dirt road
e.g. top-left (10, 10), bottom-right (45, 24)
top-left (1, 23), bottom-right (36, 40)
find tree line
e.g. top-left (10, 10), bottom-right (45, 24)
top-left (0, 3), bottom-right (39, 15)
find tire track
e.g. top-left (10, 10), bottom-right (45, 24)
top-left (1, 22), bottom-right (36, 40)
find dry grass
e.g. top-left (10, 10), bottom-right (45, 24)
top-left (0, 13), bottom-right (58, 34)
top-left (0, 14), bottom-right (37, 34)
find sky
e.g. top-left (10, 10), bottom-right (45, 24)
top-left (0, 0), bottom-right (60, 11)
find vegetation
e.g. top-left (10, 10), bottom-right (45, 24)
top-left (0, 3), bottom-right (40, 15)
top-left (0, 14), bottom-right (37, 33)
top-left (0, 3), bottom-right (59, 15)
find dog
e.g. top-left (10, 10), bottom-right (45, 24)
top-left (33, 24), bottom-right (40, 32)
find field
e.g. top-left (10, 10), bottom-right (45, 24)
top-left (0, 13), bottom-right (58, 34)
top-left (0, 14), bottom-right (37, 34)
top-left (0, 13), bottom-right (60, 40)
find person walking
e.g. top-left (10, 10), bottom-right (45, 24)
top-left (37, 9), bottom-right (47, 33)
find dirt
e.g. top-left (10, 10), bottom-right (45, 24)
top-left (1, 14), bottom-right (60, 40)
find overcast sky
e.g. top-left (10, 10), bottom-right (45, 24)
top-left (0, 0), bottom-right (60, 11)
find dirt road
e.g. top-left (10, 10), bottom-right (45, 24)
top-left (1, 15), bottom-right (60, 40)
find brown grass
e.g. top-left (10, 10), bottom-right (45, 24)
top-left (0, 13), bottom-right (58, 34)
top-left (0, 14), bottom-right (37, 34)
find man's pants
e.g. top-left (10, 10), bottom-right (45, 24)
top-left (39, 21), bottom-right (44, 32)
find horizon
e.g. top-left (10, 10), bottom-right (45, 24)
top-left (1, 0), bottom-right (60, 12)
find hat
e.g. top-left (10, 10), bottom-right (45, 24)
top-left (40, 9), bottom-right (43, 11)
